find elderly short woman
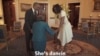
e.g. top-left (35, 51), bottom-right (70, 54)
top-left (32, 14), bottom-right (55, 54)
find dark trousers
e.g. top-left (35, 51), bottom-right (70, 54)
top-left (25, 32), bottom-right (33, 52)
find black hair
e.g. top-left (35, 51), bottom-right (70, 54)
top-left (33, 2), bottom-right (39, 7)
top-left (52, 4), bottom-right (62, 14)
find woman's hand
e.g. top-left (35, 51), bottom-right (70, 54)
top-left (55, 28), bottom-right (59, 34)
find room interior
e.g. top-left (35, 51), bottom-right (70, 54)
top-left (0, 0), bottom-right (100, 56)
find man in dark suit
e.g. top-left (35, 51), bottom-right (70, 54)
top-left (23, 2), bottom-right (40, 55)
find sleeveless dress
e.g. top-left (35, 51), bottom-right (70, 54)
top-left (57, 10), bottom-right (73, 46)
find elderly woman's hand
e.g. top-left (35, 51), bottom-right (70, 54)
top-left (55, 29), bottom-right (59, 34)
top-left (37, 15), bottom-right (42, 17)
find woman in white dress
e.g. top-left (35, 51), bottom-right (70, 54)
top-left (52, 4), bottom-right (73, 50)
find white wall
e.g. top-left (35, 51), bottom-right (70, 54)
top-left (1, 0), bottom-right (100, 29)
top-left (80, 0), bottom-right (100, 19)
top-left (64, 0), bottom-right (100, 23)
top-left (14, 0), bottom-right (67, 29)
top-left (6, 0), bottom-right (81, 29)
top-left (14, 0), bottom-right (34, 29)
top-left (0, 0), bottom-right (4, 25)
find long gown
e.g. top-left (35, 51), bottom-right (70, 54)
top-left (57, 10), bottom-right (73, 46)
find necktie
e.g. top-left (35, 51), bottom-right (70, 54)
top-left (34, 11), bottom-right (37, 15)
top-left (36, 10), bottom-right (39, 15)
top-left (35, 10), bottom-right (39, 15)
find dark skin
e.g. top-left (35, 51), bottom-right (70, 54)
top-left (30, 3), bottom-right (40, 33)
top-left (52, 4), bottom-right (67, 51)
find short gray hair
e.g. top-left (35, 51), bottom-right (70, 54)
top-left (37, 15), bottom-right (45, 21)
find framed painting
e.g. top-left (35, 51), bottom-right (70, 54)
top-left (94, 0), bottom-right (100, 11)
top-left (21, 3), bottom-right (32, 11)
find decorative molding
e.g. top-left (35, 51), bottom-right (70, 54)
top-left (94, 0), bottom-right (100, 2)
top-left (50, 17), bottom-right (56, 19)
top-left (19, 17), bottom-right (24, 20)
top-left (36, 0), bottom-right (48, 1)
top-left (81, 18), bottom-right (100, 21)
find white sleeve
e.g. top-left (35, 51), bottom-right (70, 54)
top-left (60, 10), bottom-right (66, 24)
top-left (61, 10), bottom-right (66, 17)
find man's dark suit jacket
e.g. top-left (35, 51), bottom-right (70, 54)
top-left (23, 8), bottom-right (37, 32)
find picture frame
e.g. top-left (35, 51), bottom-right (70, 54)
top-left (94, 0), bottom-right (100, 11)
top-left (21, 3), bottom-right (32, 11)
top-left (13, 21), bottom-right (21, 31)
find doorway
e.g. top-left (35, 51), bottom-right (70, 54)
top-left (2, 0), bottom-right (16, 31)
top-left (38, 3), bottom-right (48, 22)
top-left (68, 3), bottom-right (80, 29)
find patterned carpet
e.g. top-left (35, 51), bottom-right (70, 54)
top-left (0, 37), bottom-right (100, 56)
top-left (46, 40), bottom-right (100, 56)
top-left (0, 30), bottom-right (100, 56)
